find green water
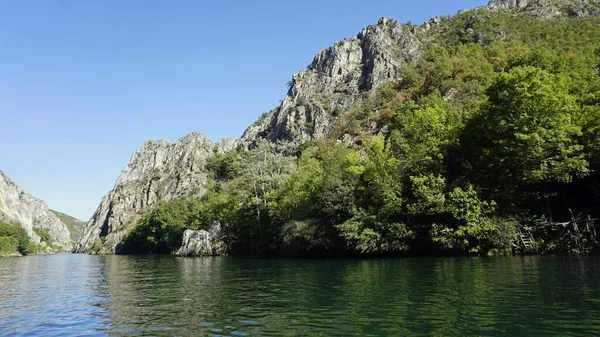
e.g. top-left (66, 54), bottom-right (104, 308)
top-left (1, 254), bottom-right (600, 336)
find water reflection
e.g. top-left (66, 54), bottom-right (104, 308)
top-left (1, 255), bottom-right (600, 336)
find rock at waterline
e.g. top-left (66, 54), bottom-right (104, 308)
top-left (175, 224), bottom-right (225, 257)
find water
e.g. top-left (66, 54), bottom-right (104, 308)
top-left (1, 255), bottom-right (600, 336)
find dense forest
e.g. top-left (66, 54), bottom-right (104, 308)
top-left (118, 7), bottom-right (600, 257)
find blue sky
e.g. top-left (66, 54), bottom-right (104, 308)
top-left (0, 0), bottom-right (486, 220)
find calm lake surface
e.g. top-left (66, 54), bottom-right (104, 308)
top-left (1, 255), bottom-right (600, 336)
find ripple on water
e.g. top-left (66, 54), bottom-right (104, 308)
top-left (2, 255), bottom-right (600, 336)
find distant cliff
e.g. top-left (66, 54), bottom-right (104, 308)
top-left (0, 170), bottom-right (72, 252)
top-left (50, 210), bottom-right (86, 244)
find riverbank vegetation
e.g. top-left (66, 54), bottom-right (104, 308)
top-left (0, 221), bottom-right (37, 256)
top-left (123, 10), bottom-right (600, 256)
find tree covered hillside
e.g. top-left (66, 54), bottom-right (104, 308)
top-left (118, 3), bottom-right (600, 256)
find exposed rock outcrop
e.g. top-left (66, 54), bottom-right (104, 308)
top-left (175, 223), bottom-right (225, 257)
top-left (487, 0), bottom-right (600, 18)
top-left (77, 0), bottom-right (600, 255)
top-left (240, 17), bottom-right (422, 146)
top-left (0, 170), bottom-right (72, 252)
top-left (215, 137), bottom-right (239, 154)
top-left (75, 133), bottom-right (219, 253)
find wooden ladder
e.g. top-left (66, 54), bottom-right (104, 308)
top-left (520, 233), bottom-right (534, 250)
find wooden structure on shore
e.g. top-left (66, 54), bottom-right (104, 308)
top-left (518, 228), bottom-right (537, 253)
top-left (548, 211), bottom-right (598, 251)
top-left (518, 210), bottom-right (598, 253)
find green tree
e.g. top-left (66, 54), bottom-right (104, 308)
top-left (463, 66), bottom-right (589, 209)
top-left (337, 136), bottom-right (413, 254)
top-left (388, 95), bottom-right (455, 177)
top-left (0, 221), bottom-right (36, 255)
top-left (269, 141), bottom-right (357, 253)
top-left (119, 197), bottom-right (205, 254)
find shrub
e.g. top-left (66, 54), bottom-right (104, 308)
top-left (0, 221), bottom-right (36, 255)
top-left (34, 228), bottom-right (52, 246)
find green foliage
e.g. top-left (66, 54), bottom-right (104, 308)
top-left (119, 7), bottom-right (600, 257)
top-left (337, 210), bottom-right (412, 253)
top-left (389, 95), bottom-right (456, 177)
top-left (91, 239), bottom-right (103, 254)
top-left (462, 66), bottom-right (589, 208)
top-left (51, 210), bottom-right (85, 243)
top-left (207, 150), bottom-right (247, 181)
top-left (0, 221), bottom-right (37, 255)
top-left (119, 197), bottom-right (205, 254)
top-left (34, 228), bottom-right (52, 246)
top-left (270, 141), bottom-right (358, 253)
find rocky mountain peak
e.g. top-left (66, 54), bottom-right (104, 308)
top-left (240, 16), bottom-right (421, 146)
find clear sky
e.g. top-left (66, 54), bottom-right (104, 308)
top-left (0, 0), bottom-right (486, 221)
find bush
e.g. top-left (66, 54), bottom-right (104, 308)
top-left (34, 228), bottom-right (52, 246)
top-left (118, 198), bottom-right (206, 254)
top-left (0, 221), bottom-right (36, 255)
top-left (0, 236), bottom-right (17, 254)
top-left (90, 239), bottom-right (103, 254)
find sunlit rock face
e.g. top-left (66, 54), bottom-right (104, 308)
top-left (75, 133), bottom-right (225, 253)
top-left (78, 0), bottom-right (600, 254)
top-left (240, 17), bottom-right (422, 146)
top-left (0, 170), bottom-right (72, 252)
top-left (487, 0), bottom-right (600, 18)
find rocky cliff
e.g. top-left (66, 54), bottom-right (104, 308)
top-left (240, 17), bottom-right (422, 146)
top-left (75, 133), bottom-right (237, 253)
top-left (77, 0), bottom-right (599, 254)
top-left (240, 0), bottom-right (600, 148)
top-left (0, 170), bottom-right (72, 252)
top-left (76, 17), bottom-right (424, 253)
top-left (487, 0), bottom-right (600, 18)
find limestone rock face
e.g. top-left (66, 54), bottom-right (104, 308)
top-left (78, 2), bottom-right (600, 255)
top-left (215, 137), bottom-right (239, 154)
top-left (487, 0), bottom-right (600, 18)
top-left (240, 17), bottom-right (422, 146)
top-left (175, 224), bottom-right (225, 257)
top-left (0, 170), bottom-right (72, 252)
top-left (487, 0), bottom-right (529, 10)
top-left (75, 132), bottom-right (219, 253)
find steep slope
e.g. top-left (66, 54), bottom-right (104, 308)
top-left (77, 0), bottom-right (600, 254)
top-left (239, 0), bottom-right (600, 147)
top-left (75, 133), bottom-right (237, 253)
top-left (240, 17), bottom-right (422, 146)
top-left (76, 18), bottom-right (423, 253)
top-left (50, 210), bottom-right (86, 244)
top-left (0, 170), bottom-right (72, 252)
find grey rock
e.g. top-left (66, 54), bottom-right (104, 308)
top-left (487, 0), bottom-right (600, 18)
top-left (75, 132), bottom-right (215, 253)
top-left (214, 137), bottom-right (239, 154)
top-left (487, 0), bottom-right (529, 10)
top-left (79, 3), bottom-right (600, 255)
top-left (240, 17), bottom-right (422, 146)
top-left (175, 223), bottom-right (225, 257)
top-left (0, 170), bottom-right (72, 252)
